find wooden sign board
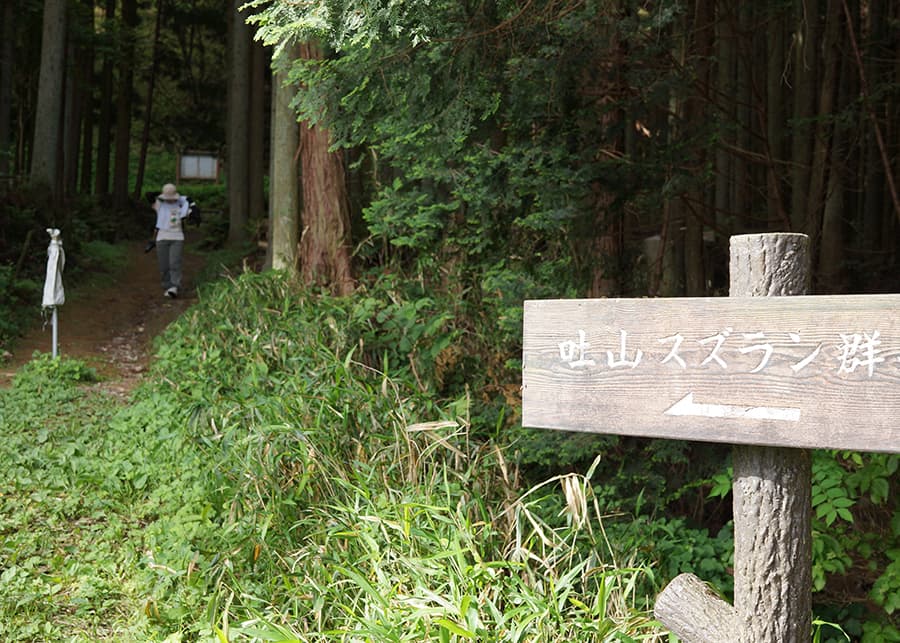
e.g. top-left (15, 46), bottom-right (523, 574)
top-left (178, 153), bottom-right (220, 181)
top-left (522, 295), bottom-right (900, 453)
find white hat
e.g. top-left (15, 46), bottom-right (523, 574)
top-left (159, 183), bottom-right (180, 201)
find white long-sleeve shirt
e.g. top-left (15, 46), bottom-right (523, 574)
top-left (154, 197), bottom-right (190, 241)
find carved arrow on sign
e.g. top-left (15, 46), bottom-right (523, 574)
top-left (664, 393), bottom-right (801, 422)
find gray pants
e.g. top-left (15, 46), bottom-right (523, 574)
top-left (156, 240), bottom-right (184, 291)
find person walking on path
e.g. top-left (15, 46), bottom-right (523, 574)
top-left (152, 183), bottom-right (190, 298)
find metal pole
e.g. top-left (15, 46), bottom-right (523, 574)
top-left (51, 307), bottom-right (58, 358)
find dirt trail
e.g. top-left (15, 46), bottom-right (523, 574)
top-left (1, 231), bottom-right (206, 394)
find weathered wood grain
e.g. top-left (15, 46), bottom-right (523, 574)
top-left (730, 232), bottom-right (811, 643)
top-left (522, 293), bottom-right (900, 452)
top-left (654, 573), bottom-right (739, 643)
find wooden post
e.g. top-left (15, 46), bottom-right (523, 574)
top-left (730, 233), bottom-right (812, 642)
top-left (655, 233), bottom-right (812, 642)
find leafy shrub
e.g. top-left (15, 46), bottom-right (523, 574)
top-left (133, 269), bottom-right (667, 639)
top-left (11, 352), bottom-right (98, 385)
top-left (0, 266), bottom-right (40, 353)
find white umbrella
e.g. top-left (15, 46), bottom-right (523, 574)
top-left (41, 228), bottom-right (65, 357)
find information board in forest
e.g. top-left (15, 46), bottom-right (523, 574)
top-left (522, 295), bottom-right (900, 453)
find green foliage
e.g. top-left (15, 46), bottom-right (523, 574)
top-left (0, 265), bottom-right (39, 353)
top-left (145, 270), bottom-right (670, 639)
top-left (0, 271), bottom-right (671, 640)
top-left (0, 357), bottom-right (152, 640)
top-left (12, 352), bottom-right (98, 383)
top-left (813, 618), bottom-right (850, 643)
top-left (813, 455), bottom-right (857, 528)
top-left (2, 269), bottom-right (898, 638)
top-left (69, 240), bottom-right (129, 288)
top-left (808, 450), bottom-right (900, 637)
top-left (247, 0), bottom-right (689, 476)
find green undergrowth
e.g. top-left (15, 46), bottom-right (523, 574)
top-left (143, 270), bottom-right (668, 640)
top-left (0, 271), bottom-right (668, 641)
top-left (1, 269), bottom-right (896, 641)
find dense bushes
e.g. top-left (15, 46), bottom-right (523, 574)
top-left (144, 269), bottom-right (665, 638)
top-left (0, 272), bottom-right (665, 640)
top-left (99, 268), bottom-right (900, 641)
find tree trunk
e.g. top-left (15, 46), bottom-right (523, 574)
top-left (298, 42), bottom-right (354, 295)
top-left (269, 46), bottom-right (300, 274)
top-left (586, 2), bottom-right (625, 298)
top-left (818, 26), bottom-right (851, 293)
top-left (113, 0), bottom-right (138, 210)
top-left (0, 0), bottom-right (15, 177)
top-left (94, 0), bottom-right (115, 196)
top-left (134, 0), bottom-right (164, 201)
top-left (264, 81), bottom-right (276, 271)
top-left (765, 4), bottom-right (789, 230)
top-left (683, 0), bottom-right (714, 296)
top-left (789, 0), bottom-right (818, 232)
top-left (226, 0), bottom-right (251, 244)
top-left (714, 4), bottom-right (736, 235)
top-left (63, 12), bottom-right (82, 198)
top-left (733, 4), bottom-right (754, 231)
top-left (78, 1), bottom-right (95, 194)
top-left (31, 0), bottom-right (67, 195)
top-left (804, 0), bottom-right (842, 249)
top-left (248, 37), bottom-right (267, 231)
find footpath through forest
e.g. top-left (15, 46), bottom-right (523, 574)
top-left (0, 231), bottom-right (206, 393)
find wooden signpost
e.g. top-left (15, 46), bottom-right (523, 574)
top-left (522, 233), bottom-right (900, 642)
top-left (524, 292), bottom-right (900, 452)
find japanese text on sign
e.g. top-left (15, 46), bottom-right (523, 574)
top-left (558, 329), bottom-right (892, 377)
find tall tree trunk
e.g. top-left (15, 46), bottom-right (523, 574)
top-left (64, 1), bottom-right (89, 197)
top-left (78, 1), bottom-right (95, 194)
top-left (845, 0), bottom-right (900, 232)
top-left (134, 0), bottom-right (164, 200)
top-left (765, 3), bottom-right (789, 229)
top-left (587, 3), bottom-right (626, 298)
top-left (227, 0), bottom-right (250, 244)
top-left (818, 10), bottom-right (852, 293)
top-left (714, 4), bottom-right (736, 235)
top-left (660, 78), bottom-right (685, 297)
top-left (0, 0), bottom-right (14, 177)
top-left (94, 0), bottom-right (115, 196)
top-left (31, 0), bottom-right (67, 196)
top-left (683, 0), bottom-right (714, 296)
top-left (298, 42), bottom-right (354, 295)
top-left (269, 46), bottom-right (300, 273)
top-left (804, 0), bottom-right (842, 252)
top-left (790, 0), bottom-right (819, 232)
top-left (113, 0), bottom-right (138, 210)
top-left (885, 2), bottom-right (900, 259)
top-left (818, 141), bottom-right (846, 293)
top-left (248, 37), bottom-right (267, 233)
top-left (733, 3), bottom-right (754, 231)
